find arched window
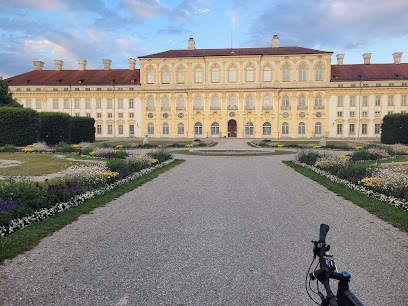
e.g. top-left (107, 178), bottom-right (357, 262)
top-left (315, 122), bottom-right (322, 137)
top-left (298, 122), bottom-right (306, 136)
top-left (263, 95), bottom-right (271, 109)
top-left (194, 122), bottom-right (202, 136)
top-left (162, 123), bottom-right (169, 137)
top-left (263, 122), bottom-right (271, 136)
top-left (282, 122), bottom-right (289, 136)
top-left (194, 96), bottom-right (202, 110)
top-left (177, 68), bottom-right (184, 83)
top-left (315, 65), bottom-right (323, 81)
top-left (177, 96), bottom-right (184, 110)
top-left (178, 123), bottom-right (184, 137)
top-left (211, 122), bottom-right (219, 136)
top-left (147, 69), bottom-right (154, 84)
top-left (246, 66), bottom-right (254, 82)
top-left (212, 67), bottom-right (219, 83)
top-left (263, 66), bottom-right (271, 82)
top-left (298, 95), bottom-right (306, 109)
top-left (228, 95), bottom-right (237, 109)
top-left (229, 66), bottom-right (237, 83)
top-left (299, 65), bottom-right (306, 82)
top-left (282, 66), bottom-right (290, 82)
top-left (195, 68), bottom-right (202, 83)
top-left (162, 96), bottom-right (169, 110)
top-left (245, 122), bottom-right (254, 137)
top-left (282, 95), bottom-right (290, 109)
top-left (147, 97), bottom-right (154, 110)
top-left (162, 68), bottom-right (169, 84)
top-left (147, 123), bottom-right (154, 136)
top-left (315, 95), bottom-right (323, 109)
top-left (211, 95), bottom-right (219, 109)
top-left (246, 95), bottom-right (254, 109)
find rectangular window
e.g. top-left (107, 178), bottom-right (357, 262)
top-left (118, 99), bottom-right (123, 109)
top-left (26, 99), bottom-right (31, 108)
top-left (362, 96), bottom-right (368, 106)
top-left (97, 113), bottom-right (102, 118)
top-left (350, 96), bottom-right (356, 107)
top-left (86, 113), bottom-right (90, 118)
top-left (75, 113), bottom-right (80, 117)
top-left (375, 96), bottom-right (381, 106)
top-left (349, 124), bottom-right (355, 134)
top-left (375, 111), bottom-right (381, 117)
top-left (97, 125), bottom-right (102, 134)
top-left (375, 124), bottom-right (381, 134)
top-left (53, 99), bottom-right (58, 109)
top-left (337, 96), bottom-right (343, 107)
top-left (337, 123), bottom-right (343, 134)
top-left (337, 111), bottom-right (343, 117)
top-left (96, 99), bottom-right (101, 109)
top-left (350, 111), bottom-right (355, 117)
top-left (388, 111), bottom-right (393, 115)
top-left (36, 99), bottom-right (41, 109)
top-left (362, 124), bottom-right (367, 134)
top-left (402, 96), bottom-right (407, 106)
top-left (129, 99), bottom-right (134, 108)
top-left (75, 99), bottom-right (80, 109)
top-left (63, 99), bottom-right (69, 109)
top-left (129, 113), bottom-right (134, 118)
top-left (362, 111), bottom-right (368, 117)
top-left (401, 111), bottom-right (407, 114)
top-left (107, 99), bottom-right (113, 109)
top-left (85, 99), bottom-right (90, 109)
top-left (118, 125), bottom-right (123, 135)
top-left (118, 113), bottom-right (123, 118)
top-left (108, 113), bottom-right (113, 118)
top-left (388, 96), bottom-right (394, 106)
top-left (108, 125), bottom-right (113, 134)
top-left (264, 68), bottom-right (271, 82)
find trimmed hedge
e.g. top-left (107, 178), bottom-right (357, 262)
top-left (381, 113), bottom-right (408, 144)
top-left (39, 112), bottom-right (72, 144)
top-left (0, 107), bottom-right (40, 146)
top-left (71, 116), bottom-right (95, 143)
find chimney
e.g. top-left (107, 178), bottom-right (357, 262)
top-left (102, 59), bottom-right (112, 70)
top-left (187, 34), bottom-right (195, 50)
top-left (53, 60), bottom-right (63, 71)
top-left (128, 58), bottom-right (136, 70)
top-left (393, 52), bottom-right (402, 64)
top-left (336, 54), bottom-right (344, 65)
top-left (363, 53), bottom-right (372, 65)
top-left (271, 33), bottom-right (280, 48)
top-left (78, 59), bottom-right (87, 71)
top-left (33, 61), bottom-right (44, 71)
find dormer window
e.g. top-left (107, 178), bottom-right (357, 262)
top-left (78, 79), bottom-right (84, 84)
top-left (130, 79), bottom-right (136, 83)
top-left (24, 80), bottom-right (31, 84)
top-left (56, 79), bottom-right (63, 84)
top-left (110, 79), bottom-right (116, 84)
top-left (332, 75), bottom-right (339, 79)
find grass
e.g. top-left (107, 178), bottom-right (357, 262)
top-left (283, 161), bottom-right (408, 233)
top-left (0, 153), bottom-right (92, 176)
top-left (172, 149), bottom-right (294, 156)
top-left (0, 159), bottom-right (184, 264)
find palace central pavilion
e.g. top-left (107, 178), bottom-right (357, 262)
top-left (4, 35), bottom-right (408, 139)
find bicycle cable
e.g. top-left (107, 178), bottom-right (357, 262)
top-left (305, 257), bottom-right (320, 305)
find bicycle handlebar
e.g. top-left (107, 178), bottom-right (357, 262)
top-left (319, 223), bottom-right (330, 244)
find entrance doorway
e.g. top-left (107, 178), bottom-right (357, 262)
top-left (228, 119), bottom-right (237, 137)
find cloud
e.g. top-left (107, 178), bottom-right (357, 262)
top-left (245, 0), bottom-right (408, 50)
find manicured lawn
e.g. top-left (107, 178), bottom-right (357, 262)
top-left (283, 161), bottom-right (408, 233)
top-left (0, 159), bottom-right (184, 264)
top-left (0, 153), bottom-right (93, 176)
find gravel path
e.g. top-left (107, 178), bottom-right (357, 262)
top-left (0, 148), bottom-right (407, 305)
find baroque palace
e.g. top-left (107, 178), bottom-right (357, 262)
top-left (4, 35), bottom-right (408, 139)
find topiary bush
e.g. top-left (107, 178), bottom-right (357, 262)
top-left (39, 112), bottom-right (72, 145)
top-left (71, 116), bottom-right (95, 143)
top-left (381, 113), bottom-right (408, 144)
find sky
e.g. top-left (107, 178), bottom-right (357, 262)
top-left (1, 0), bottom-right (407, 79)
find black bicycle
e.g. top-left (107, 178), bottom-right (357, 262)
top-left (305, 224), bottom-right (364, 306)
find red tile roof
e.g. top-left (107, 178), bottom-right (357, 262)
top-left (5, 69), bottom-right (141, 86)
top-left (139, 46), bottom-right (332, 58)
top-left (331, 64), bottom-right (408, 82)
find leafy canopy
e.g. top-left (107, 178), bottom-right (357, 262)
top-left (0, 78), bottom-right (21, 107)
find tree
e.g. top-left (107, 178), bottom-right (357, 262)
top-left (0, 78), bottom-right (22, 107)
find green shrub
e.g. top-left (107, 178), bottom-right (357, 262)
top-left (0, 107), bottom-right (40, 146)
top-left (297, 151), bottom-right (324, 165)
top-left (71, 117), bottom-right (95, 143)
top-left (57, 141), bottom-right (67, 148)
top-left (351, 150), bottom-right (372, 161)
top-left (143, 143), bottom-right (154, 148)
top-left (146, 149), bottom-right (173, 163)
top-left (39, 112), bottom-right (72, 144)
top-left (106, 159), bottom-right (130, 176)
top-left (381, 113), bottom-right (408, 144)
top-left (114, 150), bottom-right (128, 159)
top-left (336, 162), bottom-right (373, 183)
top-left (82, 147), bottom-right (93, 155)
top-left (60, 145), bottom-right (76, 153)
top-left (2, 144), bottom-right (16, 152)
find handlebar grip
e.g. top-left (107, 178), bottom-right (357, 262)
top-left (319, 224), bottom-right (330, 243)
